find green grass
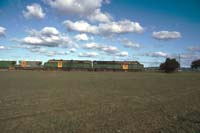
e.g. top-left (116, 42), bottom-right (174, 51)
top-left (0, 71), bottom-right (200, 133)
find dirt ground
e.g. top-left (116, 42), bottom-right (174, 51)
top-left (0, 71), bottom-right (200, 133)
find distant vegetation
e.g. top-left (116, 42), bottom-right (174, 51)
top-left (191, 59), bottom-right (200, 69)
top-left (159, 58), bottom-right (180, 73)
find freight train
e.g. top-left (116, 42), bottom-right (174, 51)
top-left (0, 60), bottom-right (144, 71)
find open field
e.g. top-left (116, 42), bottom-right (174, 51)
top-left (0, 71), bottom-right (200, 133)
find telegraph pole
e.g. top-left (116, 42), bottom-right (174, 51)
top-left (178, 54), bottom-right (181, 70)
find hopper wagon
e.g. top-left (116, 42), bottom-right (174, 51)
top-left (17, 61), bottom-right (42, 70)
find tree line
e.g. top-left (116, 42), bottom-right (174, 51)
top-left (159, 58), bottom-right (200, 73)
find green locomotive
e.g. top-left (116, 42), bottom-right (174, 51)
top-left (44, 60), bottom-right (93, 71)
top-left (0, 61), bottom-right (16, 70)
top-left (93, 61), bottom-right (144, 71)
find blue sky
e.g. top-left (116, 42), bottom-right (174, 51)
top-left (0, 0), bottom-right (200, 67)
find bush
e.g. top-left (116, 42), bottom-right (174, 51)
top-left (159, 58), bottom-right (180, 73)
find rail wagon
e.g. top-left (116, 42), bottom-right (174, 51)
top-left (0, 61), bottom-right (16, 70)
top-left (17, 61), bottom-right (42, 70)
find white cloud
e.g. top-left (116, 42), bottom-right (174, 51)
top-left (74, 33), bottom-right (89, 41)
top-left (69, 48), bottom-right (77, 53)
top-left (83, 42), bottom-right (129, 57)
top-left (46, 51), bottom-right (57, 56)
top-left (83, 42), bottom-right (119, 54)
top-left (0, 45), bottom-right (11, 50)
top-left (147, 51), bottom-right (169, 58)
top-left (20, 46), bottom-right (69, 56)
top-left (30, 47), bottom-right (46, 53)
top-left (188, 46), bottom-right (200, 53)
top-left (121, 39), bottom-right (140, 49)
top-left (179, 53), bottom-right (200, 60)
top-left (44, 0), bottom-right (114, 22)
top-left (46, 51), bottom-right (68, 56)
top-left (45, 0), bottom-right (102, 15)
top-left (23, 37), bottom-right (43, 44)
top-left (78, 52), bottom-right (98, 57)
top-left (63, 20), bottom-right (98, 34)
top-left (37, 47), bottom-right (47, 53)
top-left (87, 9), bottom-right (112, 22)
top-left (41, 27), bottom-right (59, 35)
top-left (63, 20), bottom-right (144, 35)
top-left (152, 31), bottom-right (181, 40)
top-left (14, 44), bottom-right (39, 49)
top-left (116, 51), bottom-right (129, 57)
top-left (103, 0), bottom-right (111, 4)
top-left (23, 3), bottom-right (45, 19)
top-left (44, 0), bottom-right (144, 29)
top-left (83, 42), bottom-right (100, 49)
top-left (154, 51), bottom-right (168, 57)
top-left (21, 27), bottom-right (75, 47)
top-left (99, 20), bottom-right (144, 34)
top-left (0, 45), bottom-right (6, 50)
top-left (101, 46), bottom-right (119, 54)
top-left (0, 26), bottom-right (6, 36)
top-left (15, 43), bottom-right (78, 57)
top-left (44, 0), bottom-right (113, 23)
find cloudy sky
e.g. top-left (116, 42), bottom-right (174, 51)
top-left (0, 0), bottom-right (200, 67)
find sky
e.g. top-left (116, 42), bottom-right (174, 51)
top-left (0, 0), bottom-right (200, 67)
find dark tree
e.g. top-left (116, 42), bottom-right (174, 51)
top-left (159, 63), bottom-right (165, 70)
top-left (159, 58), bottom-right (180, 73)
top-left (191, 59), bottom-right (200, 69)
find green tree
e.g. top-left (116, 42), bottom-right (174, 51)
top-left (191, 59), bottom-right (200, 69)
top-left (159, 58), bottom-right (180, 73)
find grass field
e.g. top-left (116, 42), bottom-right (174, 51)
top-left (0, 71), bottom-right (200, 133)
